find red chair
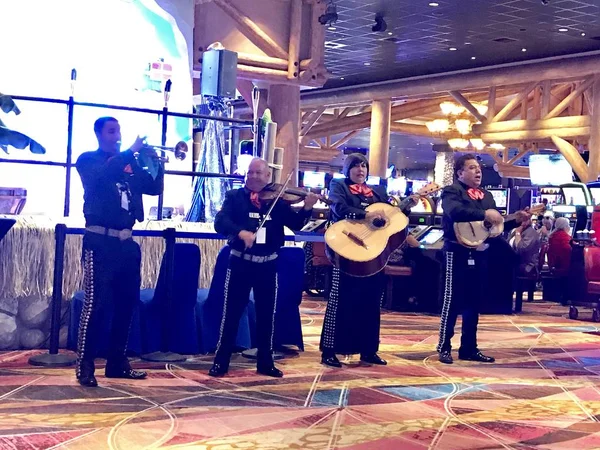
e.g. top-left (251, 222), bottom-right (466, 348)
top-left (584, 246), bottom-right (600, 295)
top-left (572, 246), bottom-right (600, 321)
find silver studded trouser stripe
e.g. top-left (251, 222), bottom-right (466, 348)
top-left (320, 267), bottom-right (340, 350)
top-left (76, 249), bottom-right (95, 377)
top-left (437, 251), bottom-right (454, 353)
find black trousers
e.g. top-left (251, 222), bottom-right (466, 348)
top-left (76, 232), bottom-right (141, 377)
top-left (437, 248), bottom-right (486, 355)
top-left (214, 255), bottom-right (278, 369)
top-left (320, 268), bottom-right (384, 356)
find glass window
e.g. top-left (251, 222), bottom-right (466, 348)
top-left (0, 164), bottom-right (66, 217)
top-left (0, 100), bottom-right (68, 163)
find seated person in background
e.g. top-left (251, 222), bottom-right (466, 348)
top-left (538, 211), bottom-right (554, 244)
top-left (509, 213), bottom-right (541, 307)
top-left (548, 217), bottom-right (572, 304)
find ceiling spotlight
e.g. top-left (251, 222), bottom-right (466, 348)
top-left (471, 56), bottom-right (476, 60)
top-left (318, 1), bottom-right (338, 26)
top-left (522, 48), bottom-right (527, 52)
top-left (558, 28), bottom-right (568, 32)
top-left (449, 47), bottom-right (457, 51)
top-left (372, 13), bottom-right (387, 32)
top-left (388, 32), bottom-right (393, 35)
top-left (340, 77), bottom-right (345, 80)
top-left (428, 2), bottom-right (439, 5)
top-left (364, 62), bottom-right (371, 66)
top-left (582, 32), bottom-right (586, 36)
top-left (328, 26), bottom-right (337, 31)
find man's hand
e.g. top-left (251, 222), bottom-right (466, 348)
top-left (484, 209), bottom-right (504, 226)
top-left (303, 192), bottom-right (319, 210)
top-left (514, 210), bottom-right (531, 224)
top-left (130, 136), bottom-right (146, 153)
top-left (406, 194), bottom-right (419, 208)
top-left (366, 210), bottom-right (386, 222)
top-left (406, 235), bottom-right (420, 248)
top-left (238, 230), bottom-right (255, 249)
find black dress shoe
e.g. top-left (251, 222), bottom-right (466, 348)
top-left (208, 363), bottom-right (228, 377)
top-left (78, 374), bottom-right (98, 387)
top-left (105, 368), bottom-right (148, 379)
top-left (321, 355), bottom-right (342, 368)
top-left (459, 351), bottom-right (495, 363)
top-left (360, 354), bottom-right (387, 365)
top-left (438, 351), bottom-right (453, 364)
top-left (257, 365), bottom-right (283, 378)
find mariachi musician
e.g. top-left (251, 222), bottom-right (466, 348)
top-left (320, 153), bottom-right (417, 368)
top-left (436, 154), bottom-right (528, 364)
top-left (209, 158), bottom-right (318, 378)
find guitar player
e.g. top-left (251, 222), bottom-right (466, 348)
top-left (436, 154), bottom-right (529, 364)
top-left (319, 153), bottom-right (418, 368)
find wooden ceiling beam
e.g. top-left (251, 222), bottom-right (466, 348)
top-left (545, 76), bottom-right (596, 119)
top-left (300, 52), bottom-right (600, 109)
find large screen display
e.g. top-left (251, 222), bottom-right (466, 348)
top-left (529, 154), bottom-right (573, 186)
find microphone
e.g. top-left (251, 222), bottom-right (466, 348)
top-left (70, 68), bottom-right (77, 97)
top-left (164, 79), bottom-right (172, 106)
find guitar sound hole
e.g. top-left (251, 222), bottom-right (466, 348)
top-left (483, 220), bottom-right (492, 229)
top-left (372, 218), bottom-right (386, 228)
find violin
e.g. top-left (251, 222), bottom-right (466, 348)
top-left (257, 183), bottom-right (332, 205)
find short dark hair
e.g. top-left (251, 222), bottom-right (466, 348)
top-left (343, 153), bottom-right (369, 178)
top-left (454, 153), bottom-right (478, 177)
top-left (94, 117), bottom-right (118, 135)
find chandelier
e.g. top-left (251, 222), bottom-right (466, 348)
top-left (426, 101), bottom-right (503, 151)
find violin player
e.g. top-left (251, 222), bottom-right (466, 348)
top-left (208, 158), bottom-right (319, 378)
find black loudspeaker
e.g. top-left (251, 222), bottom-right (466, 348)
top-left (200, 49), bottom-right (238, 98)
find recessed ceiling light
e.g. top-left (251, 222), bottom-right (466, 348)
top-left (388, 32), bottom-right (393, 35)
top-left (582, 32), bottom-right (586, 36)
top-left (364, 62), bottom-right (371, 66)
top-left (449, 47), bottom-right (457, 51)
top-left (521, 48), bottom-right (527, 52)
top-left (558, 28), bottom-right (568, 32)
top-left (340, 77), bottom-right (345, 80)
top-left (429, 2), bottom-right (439, 6)
top-left (471, 56), bottom-right (476, 60)
top-left (405, 156), bottom-right (409, 159)
top-left (464, 42), bottom-right (472, 45)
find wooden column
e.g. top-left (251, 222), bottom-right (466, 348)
top-left (589, 79), bottom-right (600, 181)
top-left (268, 84), bottom-right (301, 186)
top-left (368, 99), bottom-right (391, 178)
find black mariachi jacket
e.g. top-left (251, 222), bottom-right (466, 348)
top-left (214, 187), bottom-right (313, 256)
top-left (328, 178), bottom-right (414, 223)
top-left (441, 181), bottom-right (516, 247)
top-left (76, 149), bottom-right (164, 230)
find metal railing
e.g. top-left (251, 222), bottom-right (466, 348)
top-left (1, 93), bottom-right (252, 218)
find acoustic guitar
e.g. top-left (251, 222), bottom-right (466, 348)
top-left (325, 182), bottom-right (441, 277)
top-left (454, 204), bottom-right (546, 248)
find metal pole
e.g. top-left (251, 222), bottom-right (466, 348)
top-left (156, 106), bottom-right (168, 221)
top-left (29, 223), bottom-right (77, 366)
top-left (141, 227), bottom-right (186, 363)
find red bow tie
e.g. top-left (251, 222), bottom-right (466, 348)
top-left (250, 192), bottom-right (261, 209)
top-left (349, 184), bottom-right (373, 197)
top-left (467, 188), bottom-right (485, 200)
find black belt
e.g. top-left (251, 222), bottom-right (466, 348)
top-left (230, 249), bottom-right (277, 263)
top-left (86, 226), bottom-right (132, 241)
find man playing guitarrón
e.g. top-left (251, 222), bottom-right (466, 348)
top-left (437, 154), bottom-right (527, 364)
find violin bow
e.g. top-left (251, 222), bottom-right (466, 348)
top-left (255, 171), bottom-right (294, 235)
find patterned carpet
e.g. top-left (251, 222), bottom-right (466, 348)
top-left (3, 299), bottom-right (600, 449)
